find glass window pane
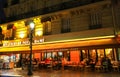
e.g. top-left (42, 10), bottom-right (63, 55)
top-left (82, 50), bottom-right (88, 59)
top-left (46, 52), bottom-right (52, 58)
top-left (89, 49), bottom-right (96, 62)
top-left (41, 52), bottom-right (46, 60)
top-left (105, 48), bottom-right (114, 60)
top-left (52, 52), bottom-right (57, 60)
top-left (97, 49), bottom-right (104, 59)
top-left (58, 52), bottom-right (63, 60)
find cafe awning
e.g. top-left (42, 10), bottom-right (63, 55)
top-left (0, 37), bottom-right (119, 53)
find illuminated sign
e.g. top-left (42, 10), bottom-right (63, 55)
top-left (2, 38), bottom-right (44, 47)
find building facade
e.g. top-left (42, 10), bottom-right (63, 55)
top-left (0, 0), bottom-right (120, 64)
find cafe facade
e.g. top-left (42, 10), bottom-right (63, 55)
top-left (0, 0), bottom-right (120, 65)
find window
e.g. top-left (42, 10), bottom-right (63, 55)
top-left (43, 21), bottom-right (52, 35)
top-left (105, 48), bottom-right (114, 61)
top-left (46, 52), bottom-right (52, 59)
top-left (97, 48), bottom-right (115, 61)
top-left (82, 50), bottom-right (89, 59)
top-left (63, 51), bottom-right (70, 61)
top-left (89, 49), bottom-right (97, 62)
top-left (52, 52), bottom-right (58, 60)
top-left (14, 22), bottom-right (27, 39)
top-left (34, 18), bottom-right (43, 36)
top-left (89, 12), bottom-right (102, 29)
top-left (41, 52), bottom-right (46, 61)
top-left (58, 52), bottom-right (63, 58)
top-left (41, 17), bottom-right (52, 35)
top-left (5, 24), bottom-right (15, 40)
top-left (97, 49), bottom-right (104, 59)
top-left (61, 18), bottom-right (70, 33)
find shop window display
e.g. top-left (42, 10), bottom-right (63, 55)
top-left (105, 48), bottom-right (114, 61)
top-left (41, 52), bottom-right (46, 61)
top-left (52, 52), bottom-right (57, 60)
top-left (97, 49), bottom-right (104, 59)
top-left (89, 49), bottom-right (97, 62)
top-left (46, 52), bottom-right (52, 59)
top-left (82, 50), bottom-right (88, 60)
top-left (63, 51), bottom-right (70, 61)
top-left (58, 52), bottom-right (63, 58)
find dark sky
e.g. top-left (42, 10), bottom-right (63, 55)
top-left (0, 0), bottom-right (7, 23)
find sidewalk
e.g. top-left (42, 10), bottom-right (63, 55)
top-left (0, 68), bottom-right (120, 77)
top-left (0, 68), bottom-right (22, 77)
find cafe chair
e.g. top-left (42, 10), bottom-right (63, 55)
top-left (112, 61), bottom-right (119, 72)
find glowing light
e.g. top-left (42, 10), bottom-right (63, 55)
top-left (82, 50), bottom-right (85, 53)
top-left (29, 22), bottom-right (35, 30)
top-left (19, 33), bottom-right (25, 38)
top-left (36, 30), bottom-right (43, 36)
top-left (42, 35), bottom-right (115, 44)
top-left (92, 49), bottom-right (96, 53)
top-left (106, 48), bottom-right (112, 54)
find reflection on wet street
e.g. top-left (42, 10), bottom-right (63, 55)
top-left (0, 69), bottom-right (120, 77)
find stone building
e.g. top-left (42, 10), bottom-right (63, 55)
top-left (0, 0), bottom-right (120, 64)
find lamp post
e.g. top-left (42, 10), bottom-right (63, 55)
top-left (27, 22), bottom-right (35, 76)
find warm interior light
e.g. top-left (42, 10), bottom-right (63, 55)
top-left (92, 49), bottom-right (96, 53)
top-left (19, 33), bottom-right (25, 38)
top-left (1, 26), bottom-right (7, 34)
top-left (36, 30), bottom-right (43, 36)
top-left (106, 49), bottom-right (112, 55)
top-left (82, 50), bottom-right (85, 53)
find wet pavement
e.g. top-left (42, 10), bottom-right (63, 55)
top-left (0, 68), bottom-right (120, 77)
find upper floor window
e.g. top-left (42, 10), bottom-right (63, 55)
top-left (61, 18), bottom-right (70, 33)
top-left (43, 21), bottom-right (52, 35)
top-left (34, 18), bottom-right (43, 36)
top-left (41, 17), bottom-right (52, 35)
top-left (89, 12), bottom-right (102, 29)
top-left (5, 24), bottom-right (15, 40)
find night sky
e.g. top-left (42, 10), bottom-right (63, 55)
top-left (0, 0), bottom-right (7, 24)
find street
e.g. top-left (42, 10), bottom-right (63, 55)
top-left (0, 68), bottom-right (120, 77)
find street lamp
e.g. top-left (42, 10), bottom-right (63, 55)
top-left (27, 22), bottom-right (35, 76)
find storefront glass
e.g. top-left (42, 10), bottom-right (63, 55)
top-left (89, 49), bottom-right (97, 62)
top-left (58, 52), bottom-right (63, 58)
top-left (46, 52), bottom-right (52, 59)
top-left (105, 48), bottom-right (114, 60)
top-left (41, 52), bottom-right (46, 60)
top-left (58, 51), bottom-right (63, 60)
top-left (97, 49), bottom-right (104, 59)
top-left (63, 51), bottom-right (70, 61)
top-left (52, 52), bottom-right (57, 60)
top-left (82, 50), bottom-right (88, 60)
top-left (33, 48), bottom-right (117, 62)
top-left (0, 55), bottom-right (9, 62)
